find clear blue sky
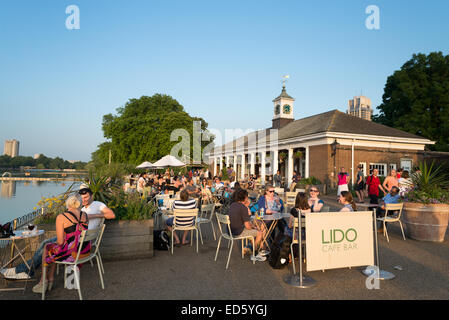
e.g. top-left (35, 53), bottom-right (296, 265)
top-left (1, 0), bottom-right (448, 162)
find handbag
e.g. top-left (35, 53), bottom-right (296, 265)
top-left (0, 222), bottom-right (15, 238)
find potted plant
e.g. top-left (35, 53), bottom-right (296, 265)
top-left (293, 151), bottom-right (303, 159)
top-left (279, 152), bottom-right (287, 163)
top-left (401, 161), bottom-right (449, 242)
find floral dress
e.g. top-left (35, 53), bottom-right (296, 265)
top-left (44, 211), bottom-right (91, 266)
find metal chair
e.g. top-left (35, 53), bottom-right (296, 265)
top-left (171, 209), bottom-right (200, 254)
top-left (377, 203), bottom-right (405, 242)
top-left (214, 213), bottom-right (255, 270)
top-left (197, 203), bottom-right (216, 243)
top-left (43, 224), bottom-right (106, 300)
top-left (290, 214), bottom-right (306, 275)
top-left (285, 192), bottom-right (297, 207)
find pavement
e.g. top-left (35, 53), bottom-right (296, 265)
top-left (1, 196), bottom-right (449, 300)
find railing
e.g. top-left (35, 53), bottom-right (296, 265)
top-left (10, 207), bottom-right (45, 230)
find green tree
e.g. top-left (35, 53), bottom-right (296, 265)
top-left (373, 52), bottom-right (449, 151)
top-left (93, 94), bottom-right (214, 165)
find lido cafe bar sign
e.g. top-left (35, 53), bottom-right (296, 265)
top-left (305, 212), bottom-right (374, 272)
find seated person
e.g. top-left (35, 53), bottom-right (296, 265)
top-left (285, 192), bottom-right (311, 239)
top-left (212, 177), bottom-right (224, 192)
top-left (376, 186), bottom-right (400, 218)
top-left (165, 189), bottom-right (197, 245)
top-left (185, 178), bottom-right (199, 197)
top-left (34, 195), bottom-right (90, 293)
top-left (339, 191), bottom-right (357, 212)
top-left (257, 185), bottom-right (285, 240)
top-left (229, 189), bottom-right (267, 261)
top-left (308, 185), bottom-right (324, 212)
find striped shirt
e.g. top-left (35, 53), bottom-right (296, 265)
top-left (172, 199), bottom-right (197, 227)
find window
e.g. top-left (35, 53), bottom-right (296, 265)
top-left (389, 163), bottom-right (397, 173)
top-left (400, 159), bottom-right (412, 172)
top-left (359, 162), bottom-right (367, 176)
top-left (369, 163), bottom-right (387, 176)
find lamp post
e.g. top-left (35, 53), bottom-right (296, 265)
top-left (331, 140), bottom-right (340, 189)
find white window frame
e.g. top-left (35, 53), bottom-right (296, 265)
top-left (369, 163), bottom-right (387, 177)
top-left (389, 163), bottom-right (397, 173)
top-left (359, 162), bottom-right (367, 177)
top-left (400, 158), bottom-right (413, 172)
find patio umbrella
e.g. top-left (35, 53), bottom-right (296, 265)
top-left (152, 155), bottom-right (185, 168)
top-left (136, 161), bottom-right (154, 169)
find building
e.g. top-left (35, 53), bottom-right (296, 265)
top-left (208, 85), bottom-right (434, 188)
top-left (3, 139), bottom-right (19, 158)
top-left (33, 153), bottom-right (42, 159)
top-left (347, 96), bottom-right (373, 121)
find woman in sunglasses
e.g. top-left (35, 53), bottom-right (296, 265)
top-left (257, 185), bottom-right (285, 241)
top-left (308, 186), bottom-right (324, 212)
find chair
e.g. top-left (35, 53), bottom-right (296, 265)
top-left (167, 190), bottom-right (175, 198)
top-left (377, 203), bottom-right (405, 242)
top-left (290, 215), bottom-right (306, 275)
top-left (214, 213), bottom-right (255, 270)
top-left (285, 192), bottom-right (297, 206)
top-left (42, 224), bottom-right (106, 300)
top-left (197, 203), bottom-right (216, 243)
top-left (171, 209), bottom-right (200, 254)
top-left (274, 187), bottom-right (284, 196)
top-left (155, 194), bottom-right (170, 207)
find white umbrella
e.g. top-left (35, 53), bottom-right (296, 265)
top-left (136, 161), bottom-right (154, 169)
top-left (152, 155), bottom-right (185, 168)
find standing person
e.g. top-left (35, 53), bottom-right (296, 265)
top-left (137, 173), bottom-right (146, 195)
top-left (273, 170), bottom-right (282, 188)
top-left (396, 168), bottom-right (403, 179)
top-left (339, 191), bottom-right (357, 212)
top-left (337, 167), bottom-right (349, 198)
top-left (355, 165), bottom-right (365, 203)
top-left (79, 184), bottom-right (116, 230)
top-left (383, 169), bottom-right (399, 193)
top-left (308, 186), bottom-right (324, 212)
top-left (365, 169), bottom-right (386, 205)
top-left (290, 171), bottom-right (300, 191)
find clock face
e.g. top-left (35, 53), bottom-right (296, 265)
top-left (275, 105), bottom-right (280, 115)
top-left (283, 104), bottom-right (291, 114)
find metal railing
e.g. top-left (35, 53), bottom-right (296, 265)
top-left (10, 208), bottom-right (45, 230)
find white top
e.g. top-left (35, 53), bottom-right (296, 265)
top-left (82, 201), bottom-right (106, 230)
top-left (137, 177), bottom-right (146, 192)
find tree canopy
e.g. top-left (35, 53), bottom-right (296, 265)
top-left (373, 52), bottom-right (449, 151)
top-left (0, 154), bottom-right (86, 170)
top-left (92, 94), bottom-right (214, 165)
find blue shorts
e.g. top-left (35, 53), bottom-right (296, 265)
top-left (166, 217), bottom-right (174, 227)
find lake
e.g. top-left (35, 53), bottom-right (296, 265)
top-left (0, 180), bottom-right (81, 224)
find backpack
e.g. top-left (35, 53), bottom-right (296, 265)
top-left (268, 234), bottom-right (292, 269)
top-left (0, 222), bottom-right (14, 239)
top-left (154, 230), bottom-right (170, 251)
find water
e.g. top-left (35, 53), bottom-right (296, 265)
top-left (0, 180), bottom-right (80, 224)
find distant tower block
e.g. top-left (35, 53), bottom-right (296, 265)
top-left (3, 139), bottom-right (19, 157)
top-left (347, 96), bottom-right (373, 121)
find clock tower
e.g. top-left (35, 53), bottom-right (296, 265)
top-left (272, 82), bottom-right (295, 129)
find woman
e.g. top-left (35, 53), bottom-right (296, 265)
top-left (257, 185), bottom-right (285, 240)
top-left (308, 186), bottom-right (324, 212)
top-left (339, 191), bottom-right (357, 212)
top-left (200, 178), bottom-right (212, 204)
top-left (382, 169), bottom-right (399, 193)
top-left (355, 165), bottom-right (365, 203)
top-left (285, 192), bottom-right (311, 238)
top-left (165, 189), bottom-right (197, 245)
top-left (32, 195), bottom-right (90, 293)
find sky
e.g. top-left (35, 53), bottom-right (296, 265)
top-left (0, 0), bottom-right (448, 162)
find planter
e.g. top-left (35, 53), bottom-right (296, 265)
top-left (101, 219), bottom-right (154, 261)
top-left (402, 203), bottom-right (449, 242)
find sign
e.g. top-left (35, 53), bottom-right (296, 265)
top-left (305, 211), bottom-right (374, 272)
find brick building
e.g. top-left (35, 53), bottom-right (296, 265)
top-left (207, 85), bottom-right (434, 188)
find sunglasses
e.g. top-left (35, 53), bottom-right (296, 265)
top-left (268, 190), bottom-right (275, 193)
top-left (309, 189), bottom-right (318, 192)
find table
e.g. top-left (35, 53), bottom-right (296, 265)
top-left (252, 212), bottom-right (291, 249)
top-left (0, 229), bottom-right (44, 292)
top-left (357, 203), bottom-right (378, 211)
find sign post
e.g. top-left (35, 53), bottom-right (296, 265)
top-left (283, 217), bottom-right (316, 288)
top-left (362, 210), bottom-right (395, 280)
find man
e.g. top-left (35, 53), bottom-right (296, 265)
top-left (274, 170), bottom-right (282, 188)
top-left (337, 167), bottom-right (349, 198)
top-left (185, 178), bottom-right (199, 197)
top-left (213, 177), bottom-right (224, 191)
top-left (365, 169), bottom-right (386, 206)
top-left (229, 188), bottom-right (267, 261)
top-left (376, 186), bottom-right (400, 232)
top-left (79, 184), bottom-right (116, 230)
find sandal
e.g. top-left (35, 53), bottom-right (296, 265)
top-left (32, 279), bottom-right (53, 294)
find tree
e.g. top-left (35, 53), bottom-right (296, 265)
top-left (373, 52), bottom-right (449, 151)
top-left (93, 94), bottom-right (214, 165)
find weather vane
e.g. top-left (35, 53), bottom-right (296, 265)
top-left (282, 75), bottom-right (290, 88)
